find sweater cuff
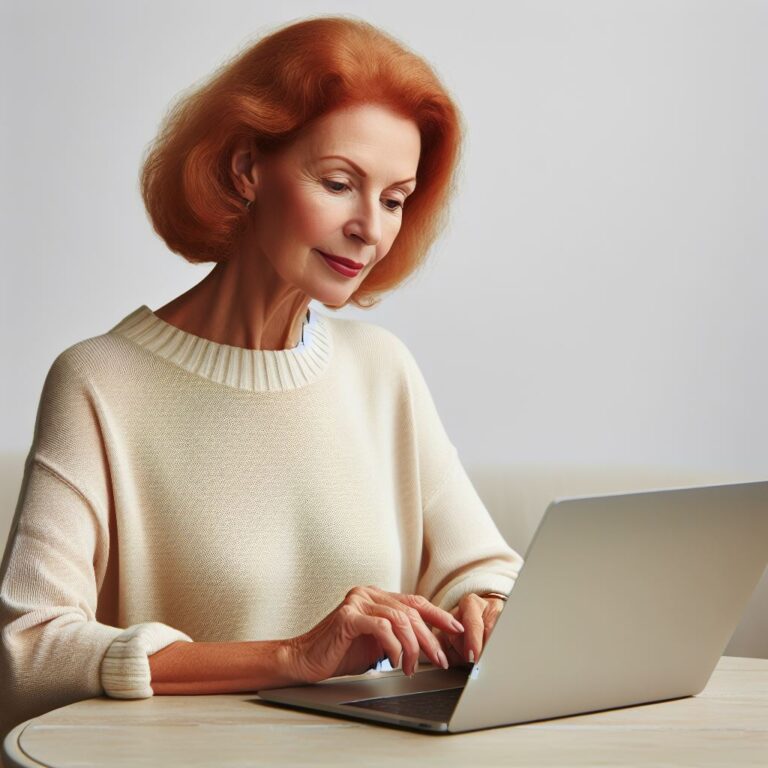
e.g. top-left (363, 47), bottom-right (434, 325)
top-left (100, 622), bottom-right (193, 699)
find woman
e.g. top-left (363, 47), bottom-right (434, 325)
top-left (0, 15), bottom-right (523, 733)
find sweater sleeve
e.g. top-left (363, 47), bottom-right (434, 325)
top-left (395, 339), bottom-right (524, 613)
top-left (0, 352), bottom-right (191, 740)
top-left (416, 444), bottom-right (524, 613)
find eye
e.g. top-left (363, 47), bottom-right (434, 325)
top-left (323, 179), bottom-right (404, 213)
top-left (323, 179), bottom-right (349, 193)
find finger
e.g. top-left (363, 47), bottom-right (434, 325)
top-left (409, 612), bottom-right (450, 671)
top-left (384, 590), bottom-right (465, 636)
top-left (434, 630), bottom-right (465, 667)
top-left (434, 622), bottom-right (465, 660)
top-left (457, 594), bottom-right (487, 663)
top-left (482, 599), bottom-right (504, 646)
top-left (346, 587), bottom-right (444, 672)
top-left (371, 593), bottom-right (450, 670)
top-left (343, 610), bottom-right (403, 672)
top-left (364, 604), bottom-right (421, 676)
top-left (443, 600), bottom-right (502, 662)
top-left (444, 606), bottom-right (466, 661)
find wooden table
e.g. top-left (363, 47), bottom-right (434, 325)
top-left (4, 656), bottom-right (767, 767)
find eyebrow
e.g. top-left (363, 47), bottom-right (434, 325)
top-left (318, 155), bottom-right (416, 187)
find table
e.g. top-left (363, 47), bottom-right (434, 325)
top-left (3, 656), bottom-right (767, 767)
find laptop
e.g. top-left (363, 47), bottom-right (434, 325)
top-left (258, 480), bottom-right (768, 733)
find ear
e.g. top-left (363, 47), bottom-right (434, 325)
top-left (230, 139), bottom-right (260, 205)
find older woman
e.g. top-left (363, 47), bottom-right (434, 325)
top-left (0, 16), bottom-right (523, 733)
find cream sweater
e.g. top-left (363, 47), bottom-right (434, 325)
top-left (0, 304), bottom-right (523, 737)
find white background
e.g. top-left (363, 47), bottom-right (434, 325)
top-left (2, 0), bottom-right (766, 475)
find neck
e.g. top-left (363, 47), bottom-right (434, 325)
top-left (154, 256), bottom-right (311, 351)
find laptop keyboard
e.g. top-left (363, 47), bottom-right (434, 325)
top-left (343, 686), bottom-right (464, 722)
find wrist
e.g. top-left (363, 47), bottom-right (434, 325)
top-left (277, 635), bottom-right (316, 686)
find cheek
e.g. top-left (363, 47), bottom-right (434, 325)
top-left (282, 185), bottom-right (339, 240)
top-left (378, 218), bottom-right (403, 257)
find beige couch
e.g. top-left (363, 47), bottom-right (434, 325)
top-left (1, 452), bottom-right (765, 658)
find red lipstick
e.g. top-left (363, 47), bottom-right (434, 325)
top-left (317, 250), bottom-right (363, 277)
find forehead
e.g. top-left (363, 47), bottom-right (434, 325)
top-left (293, 103), bottom-right (421, 176)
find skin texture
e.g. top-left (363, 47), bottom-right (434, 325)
top-left (436, 593), bottom-right (506, 666)
top-left (154, 102), bottom-right (420, 350)
top-left (149, 590), bottom-right (506, 693)
top-left (148, 104), bottom-right (506, 691)
top-left (289, 587), bottom-right (507, 679)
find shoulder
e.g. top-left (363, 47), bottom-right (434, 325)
top-left (320, 312), bottom-right (418, 372)
top-left (44, 328), bottom-right (140, 394)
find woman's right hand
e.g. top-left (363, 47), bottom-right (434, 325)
top-left (283, 585), bottom-right (466, 684)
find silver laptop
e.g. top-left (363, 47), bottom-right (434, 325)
top-left (258, 480), bottom-right (768, 733)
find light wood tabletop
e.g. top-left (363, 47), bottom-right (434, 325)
top-left (3, 656), bottom-right (767, 767)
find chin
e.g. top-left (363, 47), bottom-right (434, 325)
top-left (324, 296), bottom-right (350, 309)
top-left (303, 285), bottom-right (347, 309)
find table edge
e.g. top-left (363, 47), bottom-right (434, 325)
top-left (3, 720), bottom-right (48, 768)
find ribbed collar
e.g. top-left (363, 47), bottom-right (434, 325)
top-left (108, 305), bottom-right (333, 392)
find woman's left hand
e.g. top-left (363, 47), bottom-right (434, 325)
top-left (433, 593), bottom-right (505, 666)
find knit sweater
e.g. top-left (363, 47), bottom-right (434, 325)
top-left (0, 304), bottom-right (523, 738)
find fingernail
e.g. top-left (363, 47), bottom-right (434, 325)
top-left (437, 649), bottom-right (449, 669)
top-left (414, 659), bottom-right (419, 675)
top-left (452, 619), bottom-right (465, 632)
top-left (468, 649), bottom-right (475, 664)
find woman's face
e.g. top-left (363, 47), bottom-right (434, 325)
top-left (238, 103), bottom-right (421, 308)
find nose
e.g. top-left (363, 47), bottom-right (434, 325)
top-left (343, 194), bottom-right (382, 247)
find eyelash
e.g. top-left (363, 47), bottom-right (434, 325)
top-left (322, 180), bottom-right (404, 211)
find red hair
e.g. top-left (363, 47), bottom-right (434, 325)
top-left (140, 15), bottom-right (465, 310)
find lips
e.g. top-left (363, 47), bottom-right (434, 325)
top-left (317, 251), bottom-right (364, 269)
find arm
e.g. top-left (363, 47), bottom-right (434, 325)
top-left (393, 337), bottom-right (524, 612)
top-left (147, 639), bottom-right (299, 694)
top-left (0, 459), bottom-right (191, 740)
top-left (415, 444), bottom-right (524, 613)
top-left (0, 352), bottom-right (192, 741)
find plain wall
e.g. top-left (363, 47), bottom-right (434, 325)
top-left (2, 0), bottom-right (766, 474)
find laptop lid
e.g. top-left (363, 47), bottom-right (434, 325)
top-left (449, 479), bottom-right (768, 732)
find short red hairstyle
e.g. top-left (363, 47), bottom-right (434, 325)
top-left (140, 15), bottom-right (465, 310)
